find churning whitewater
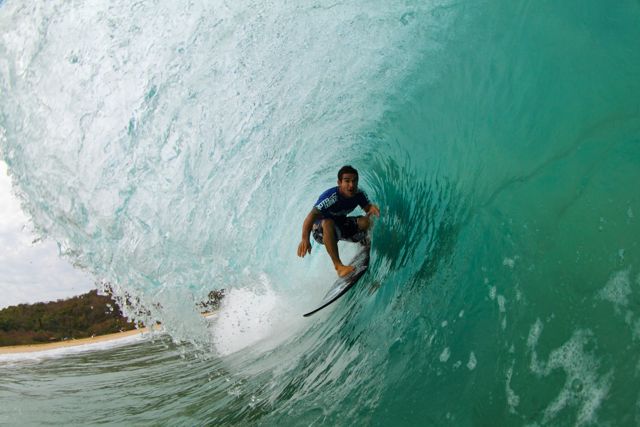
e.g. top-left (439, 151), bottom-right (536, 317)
top-left (1, 0), bottom-right (640, 425)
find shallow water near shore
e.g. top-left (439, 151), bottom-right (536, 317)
top-left (1, 0), bottom-right (640, 425)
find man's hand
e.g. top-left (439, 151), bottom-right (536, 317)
top-left (366, 204), bottom-right (381, 218)
top-left (298, 209), bottom-right (319, 259)
top-left (297, 238), bottom-right (312, 258)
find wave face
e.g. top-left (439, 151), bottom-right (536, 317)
top-left (1, 0), bottom-right (640, 424)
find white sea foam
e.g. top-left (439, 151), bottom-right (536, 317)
top-left (211, 274), bottom-right (306, 356)
top-left (0, 332), bottom-right (152, 364)
top-left (505, 365), bottom-right (520, 412)
top-left (598, 269), bottom-right (632, 310)
top-left (466, 352), bottom-right (477, 370)
top-left (526, 323), bottom-right (612, 426)
top-left (439, 347), bottom-right (450, 363)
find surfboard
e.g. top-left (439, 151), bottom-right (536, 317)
top-left (303, 241), bottom-right (371, 317)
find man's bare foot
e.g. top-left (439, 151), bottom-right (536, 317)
top-left (335, 264), bottom-right (355, 278)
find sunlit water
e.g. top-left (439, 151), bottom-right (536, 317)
top-left (1, 0), bottom-right (639, 425)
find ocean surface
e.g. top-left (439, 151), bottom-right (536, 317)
top-left (1, 0), bottom-right (639, 425)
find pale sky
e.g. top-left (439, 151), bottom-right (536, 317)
top-left (0, 161), bottom-right (94, 309)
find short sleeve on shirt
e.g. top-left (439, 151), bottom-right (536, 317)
top-left (314, 187), bottom-right (339, 214)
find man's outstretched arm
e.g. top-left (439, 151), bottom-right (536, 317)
top-left (297, 208), bottom-right (321, 258)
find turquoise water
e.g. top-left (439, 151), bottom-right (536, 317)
top-left (1, 0), bottom-right (640, 425)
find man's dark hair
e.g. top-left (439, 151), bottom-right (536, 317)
top-left (338, 165), bottom-right (359, 181)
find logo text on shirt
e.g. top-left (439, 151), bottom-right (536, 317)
top-left (316, 193), bottom-right (338, 210)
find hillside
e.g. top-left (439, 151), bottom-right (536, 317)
top-left (0, 290), bottom-right (138, 346)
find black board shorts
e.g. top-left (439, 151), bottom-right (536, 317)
top-left (312, 216), bottom-right (366, 244)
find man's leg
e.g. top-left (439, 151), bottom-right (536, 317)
top-left (353, 215), bottom-right (373, 245)
top-left (322, 219), bottom-right (355, 277)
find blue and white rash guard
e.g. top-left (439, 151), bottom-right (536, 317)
top-left (313, 187), bottom-right (370, 219)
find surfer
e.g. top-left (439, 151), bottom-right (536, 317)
top-left (297, 165), bottom-right (380, 277)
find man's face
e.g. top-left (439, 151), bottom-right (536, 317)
top-left (338, 173), bottom-right (358, 198)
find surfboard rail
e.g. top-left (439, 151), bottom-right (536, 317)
top-left (303, 242), bottom-right (371, 317)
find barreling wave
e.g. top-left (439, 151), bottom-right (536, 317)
top-left (1, 0), bottom-right (640, 424)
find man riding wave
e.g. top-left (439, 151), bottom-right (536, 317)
top-left (297, 165), bottom-right (380, 277)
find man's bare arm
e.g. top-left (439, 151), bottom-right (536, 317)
top-left (297, 208), bottom-right (321, 258)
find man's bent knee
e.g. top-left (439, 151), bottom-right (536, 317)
top-left (357, 216), bottom-right (370, 231)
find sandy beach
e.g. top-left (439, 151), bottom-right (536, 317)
top-left (0, 327), bottom-right (156, 355)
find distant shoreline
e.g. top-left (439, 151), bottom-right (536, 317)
top-left (0, 286), bottom-right (224, 352)
top-left (0, 312), bottom-right (216, 355)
